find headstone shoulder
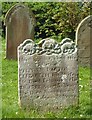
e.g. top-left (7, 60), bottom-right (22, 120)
top-left (76, 15), bottom-right (92, 45)
top-left (4, 3), bottom-right (29, 26)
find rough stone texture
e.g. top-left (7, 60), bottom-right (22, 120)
top-left (76, 15), bottom-right (92, 67)
top-left (18, 38), bottom-right (78, 112)
top-left (5, 3), bottom-right (36, 60)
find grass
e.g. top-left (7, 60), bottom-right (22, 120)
top-left (2, 38), bottom-right (91, 118)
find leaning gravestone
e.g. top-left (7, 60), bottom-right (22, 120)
top-left (76, 15), bottom-right (92, 67)
top-left (18, 38), bottom-right (78, 112)
top-left (4, 3), bottom-right (36, 60)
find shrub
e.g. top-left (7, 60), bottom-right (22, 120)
top-left (1, 2), bottom-right (91, 41)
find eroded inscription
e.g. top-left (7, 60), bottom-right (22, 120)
top-left (18, 38), bottom-right (78, 111)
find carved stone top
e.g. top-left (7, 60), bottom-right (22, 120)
top-left (18, 38), bottom-right (77, 55)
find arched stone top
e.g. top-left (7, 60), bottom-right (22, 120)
top-left (4, 3), bottom-right (36, 26)
top-left (18, 38), bottom-right (77, 55)
top-left (75, 15), bottom-right (92, 45)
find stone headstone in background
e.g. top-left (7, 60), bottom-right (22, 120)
top-left (76, 15), bottom-right (92, 67)
top-left (18, 38), bottom-right (78, 112)
top-left (5, 3), bottom-right (36, 60)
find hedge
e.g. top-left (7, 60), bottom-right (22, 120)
top-left (1, 2), bottom-right (91, 41)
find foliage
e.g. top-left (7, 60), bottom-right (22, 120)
top-left (2, 38), bottom-right (91, 118)
top-left (1, 2), bottom-right (91, 41)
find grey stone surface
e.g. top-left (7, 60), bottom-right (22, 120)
top-left (76, 15), bottom-right (92, 66)
top-left (18, 38), bottom-right (78, 112)
top-left (5, 3), bottom-right (36, 60)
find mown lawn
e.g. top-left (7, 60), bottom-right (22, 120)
top-left (2, 39), bottom-right (91, 118)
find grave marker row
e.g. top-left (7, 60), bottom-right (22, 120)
top-left (4, 3), bottom-right (92, 112)
top-left (5, 4), bottom-right (92, 67)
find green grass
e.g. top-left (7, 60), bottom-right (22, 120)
top-left (2, 39), bottom-right (91, 118)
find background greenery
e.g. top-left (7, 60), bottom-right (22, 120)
top-left (1, 2), bottom-right (92, 41)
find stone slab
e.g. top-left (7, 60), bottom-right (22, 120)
top-left (76, 15), bottom-right (92, 66)
top-left (18, 38), bottom-right (78, 112)
top-left (5, 3), bottom-right (36, 60)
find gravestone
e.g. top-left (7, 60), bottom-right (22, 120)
top-left (5, 3), bottom-right (36, 60)
top-left (18, 38), bottom-right (78, 112)
top-left (76, 15), bottom-right (92, 66)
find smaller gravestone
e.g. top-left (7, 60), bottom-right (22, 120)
top-left (5, 3), bottom-right (36, 60)
top-left (76, 15), bottom-right (92, 66)
top-left (18, 38), bottom-right (78, 112)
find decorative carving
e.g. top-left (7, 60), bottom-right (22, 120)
top-left (19, 38), bottom-right (77, 55)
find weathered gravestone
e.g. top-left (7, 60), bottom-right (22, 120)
top-left (18, 38), bottom-right (78, 112)
top-left (76, 15), bottom-right (92, 67)
top-left (5, 3), bottom-right (36, 60)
